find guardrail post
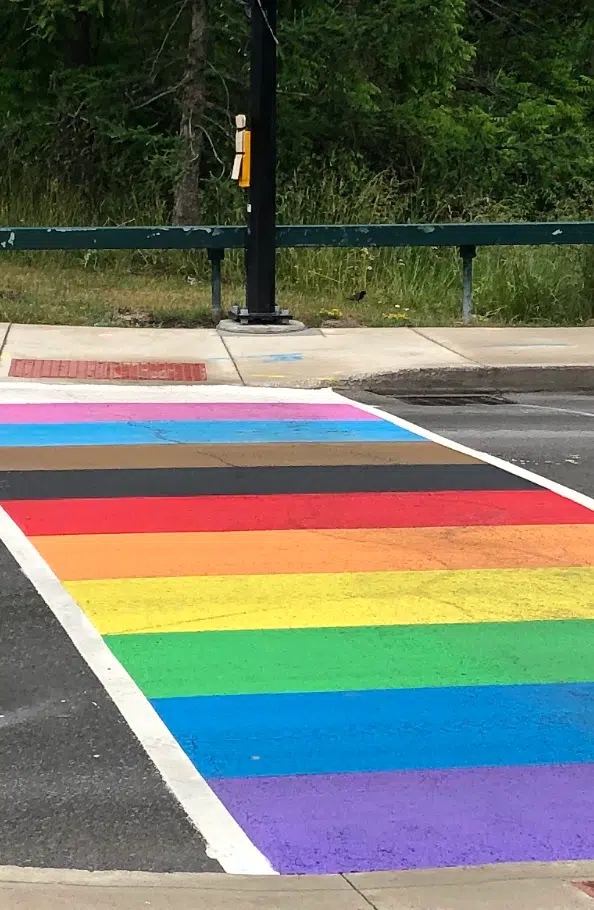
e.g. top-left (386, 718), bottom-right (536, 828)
top-left (207, 248), bottom-right (224, 320)
top-left (459, 245), bottom-right (476, 324)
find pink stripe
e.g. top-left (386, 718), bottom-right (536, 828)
top-left (0, 402), bottom-right (379, 425)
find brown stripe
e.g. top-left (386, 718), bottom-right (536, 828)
top-left (0, 442), bottom-right (478, 471)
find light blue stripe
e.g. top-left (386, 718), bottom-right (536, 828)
top-left (151, 682), bottom-right (594, 778)
top-left (0, 420), bottom-right (424, 447)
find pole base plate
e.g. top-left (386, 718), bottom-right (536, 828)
top-left (218, 317), bottom-right (306, 334)
top-left (229, 304), bottom-right (292, 325)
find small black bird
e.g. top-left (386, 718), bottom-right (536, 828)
top-left (347, 290), bottom-right (366, 302)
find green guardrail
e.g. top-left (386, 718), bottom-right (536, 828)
top-left (2, 221), bottom-right (594, 322)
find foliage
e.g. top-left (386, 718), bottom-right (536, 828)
top-left (0, 0), bottom-right (593, 224)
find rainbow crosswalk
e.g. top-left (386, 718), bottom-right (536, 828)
top-left (1, 388), bottom-right (594, 874)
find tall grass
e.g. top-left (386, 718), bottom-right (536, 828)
top-left (0, 168), bottom-right (593, 326)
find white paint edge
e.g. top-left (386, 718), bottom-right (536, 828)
top-left (0, 382), bottom-right (341, 404)
top-left (331, 390), bottom-right (594, 512)
top-left (0, 507), bottom-right (276, 876)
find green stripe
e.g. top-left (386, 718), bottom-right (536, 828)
top-left (104, 620), bottom-right (594, 698)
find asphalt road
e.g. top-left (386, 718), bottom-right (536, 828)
top-left (345, 392), bottom-right (594, 498)
top-left (0, 540), bottom-right (219, 872)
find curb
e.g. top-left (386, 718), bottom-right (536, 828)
top-left (336, 365), bottom-right (594, 396)
top-left (0, 867), bottom-right (342, 891)
top-left (3, 861), bottom-right (594, 888)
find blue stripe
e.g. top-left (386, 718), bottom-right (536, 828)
top-left (151, 683), bottom-right (594, 778)
top-left (0, 420), bottom-right (424, 447)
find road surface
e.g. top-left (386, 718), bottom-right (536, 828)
top-left (345, 392), bottom-right (594, 496)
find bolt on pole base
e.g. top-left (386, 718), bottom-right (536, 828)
top-left (230, 303), bottom-right (291, 325)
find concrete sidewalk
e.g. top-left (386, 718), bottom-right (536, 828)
top-left (3, 863), bottom-right (594, 910)
top-left (1, 323), bottom-right (594, 390)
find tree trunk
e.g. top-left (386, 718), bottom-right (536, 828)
top-left (65, 7), bottom-right (92, 67)
top-left (172, 0), bottom-right (207, 225)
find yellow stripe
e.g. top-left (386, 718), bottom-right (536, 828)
top-left (66, 567), bottom-right (594, 635)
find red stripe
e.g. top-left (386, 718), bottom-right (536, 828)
top-left (3, 489), bottom-right (592, 537)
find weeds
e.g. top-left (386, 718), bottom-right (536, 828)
top-left (0, 169), bottom-right (593, 327)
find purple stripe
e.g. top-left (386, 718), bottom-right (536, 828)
top-left (0, 402), bottom-right (378, 425)
top-left (210, 764), bottom-right (594, 874)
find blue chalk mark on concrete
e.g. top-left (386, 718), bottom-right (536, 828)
top-left (261, 354), bottom-right (304, 363)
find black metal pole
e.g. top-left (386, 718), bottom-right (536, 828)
top-left (245, 0), bottom-right (278, 321)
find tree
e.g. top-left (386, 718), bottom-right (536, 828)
top-left (1, 0), bottom-right (594, 222)
top-left (172, 0), bottom-right (207, 224)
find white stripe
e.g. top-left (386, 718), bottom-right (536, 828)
top-left (0, 507), bottom-right (276, 875)
top-left (511, 401), bottom-right (594, 420)
top-left (0, 382), bottom-right (340, 405)
top-left (332, 391), bottom-right (594, 513)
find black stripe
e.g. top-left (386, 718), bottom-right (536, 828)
top-left (0, 463), bottom-right (537, 500)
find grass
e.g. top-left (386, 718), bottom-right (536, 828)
top-left (1, 170), bottom-right (593, 328)
top-left (0, 259), bottom-right (218, 328)
top-left (0, 244), bottom-right (593, 329)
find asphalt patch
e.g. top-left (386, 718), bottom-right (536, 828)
top-left (0, 538), bottom-right (220, 872)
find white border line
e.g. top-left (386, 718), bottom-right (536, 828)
top-left (331, 390), bottom-right (594, 513)
top-left (0, 508), bottom-right (276, 875)
top-left (0, 381), bottom-right (341, 404)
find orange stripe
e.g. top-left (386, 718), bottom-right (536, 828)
top-left (31, 524), bottom-right (594, 581)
